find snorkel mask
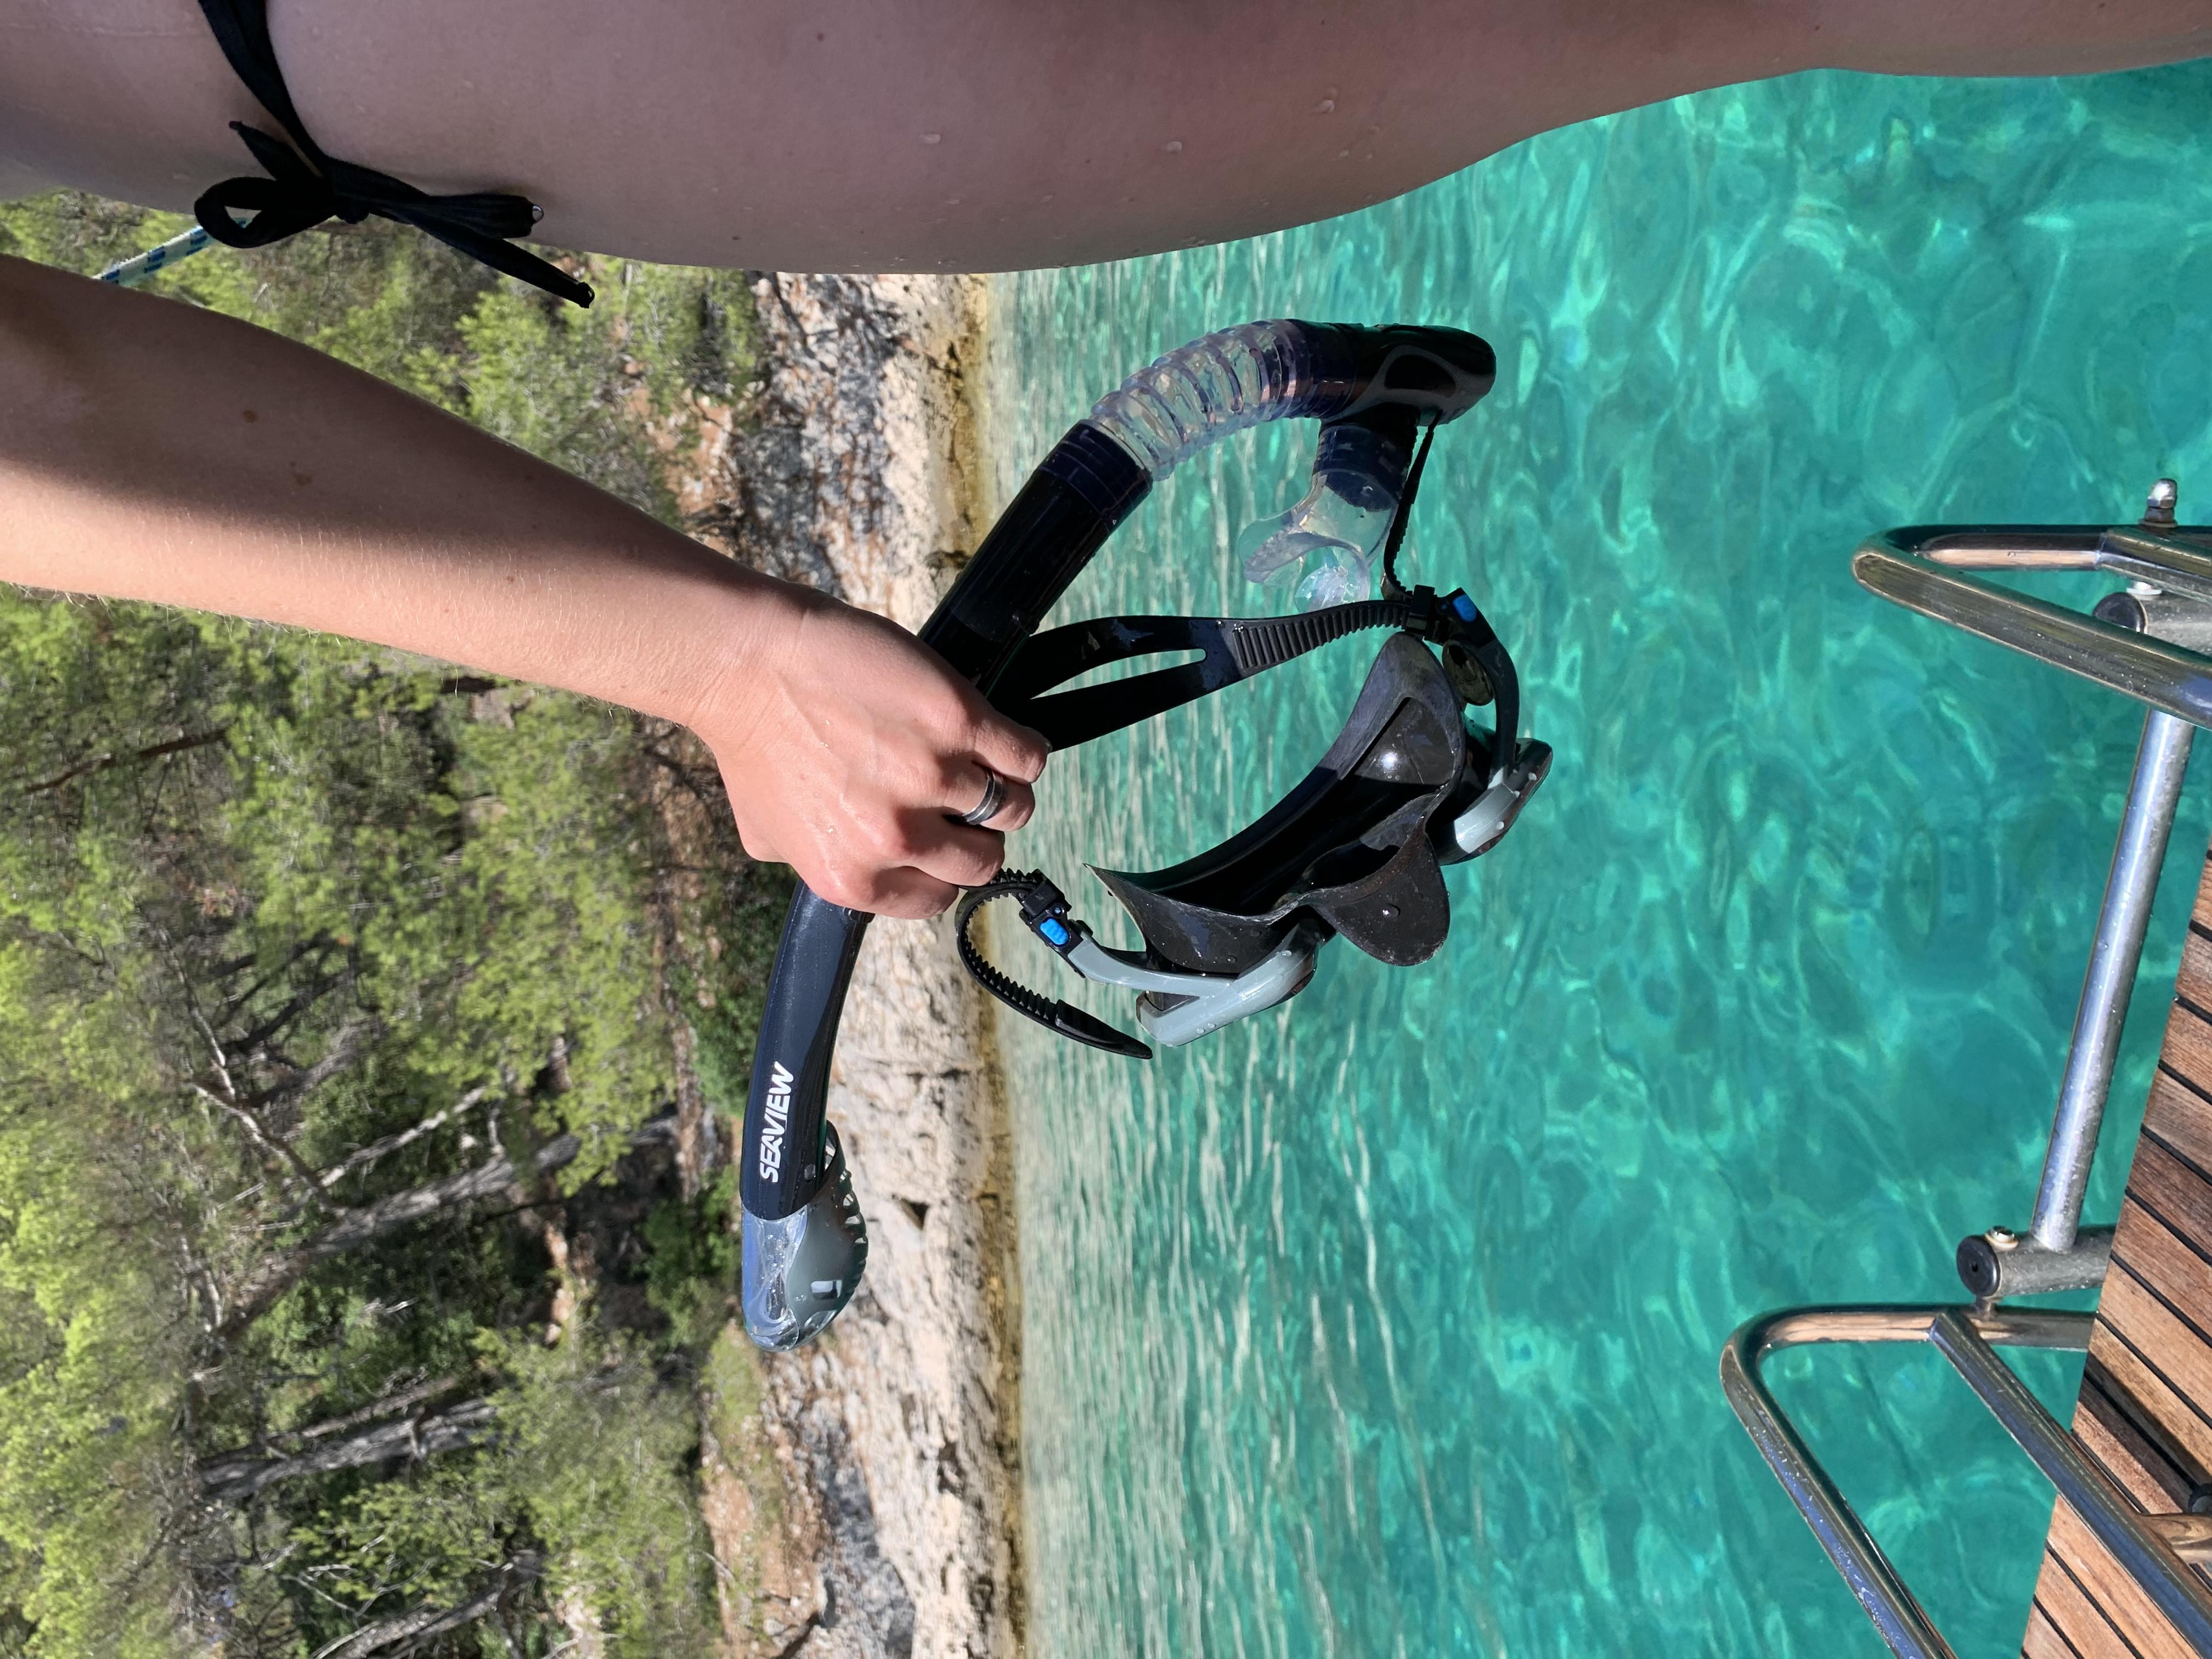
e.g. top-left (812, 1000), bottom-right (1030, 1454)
top-left (738, 321), bottom-right (1549, 1350)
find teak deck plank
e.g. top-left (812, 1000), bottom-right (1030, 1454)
top-left (2024, 1597), bottom-right (2085, 1659)
top-left (2030, 1551), bottom-right (2115, 1659)
top-left (2045, 1502), bottom-right (2202, 1659)
top-left (2190, 873), bottom-right (2212, 936)
top-left (2077, 1372), bottom-right (2200, 1513)
top-left (2156, 1008), bottom-right (2212, 1120)
top-left (2181, 928), bottom-right (2212, 1000)
top-left (2022, 851), bottom-right (2212, 1658)
top-left (2099, 1266), bottom-right (2212, 1422)
top-left (2122, 1137), bottom-right (2212, 1257)
top-left (2081, 1322), bottom-right (2212, 1483)
top-left (2144, 1070), bottom-right (2212, 1184)
top-left (2116, 1200), bottom-right (2212, 1329)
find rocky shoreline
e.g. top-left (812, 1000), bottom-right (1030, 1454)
top-left (695, 273), bottom-right (1025, 1659)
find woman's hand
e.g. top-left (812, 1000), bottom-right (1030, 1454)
top-left (698, 587), bottom-right (1048, 918)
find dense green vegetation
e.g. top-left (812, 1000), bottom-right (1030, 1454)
top-left (0, 197), bottom-right (789, 1655)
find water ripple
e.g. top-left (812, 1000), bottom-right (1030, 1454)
top-left (989, 63), bottom-right (2212, 1658)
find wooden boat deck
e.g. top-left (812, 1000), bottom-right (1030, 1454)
top-left (2023, 843), bottom-right (2212, 1658)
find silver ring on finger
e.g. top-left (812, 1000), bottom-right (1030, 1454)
top-left (953, 769), bottom-right (1008, 828)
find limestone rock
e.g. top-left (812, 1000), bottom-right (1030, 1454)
top-left (709, 272), bottom-right (1023, 1659)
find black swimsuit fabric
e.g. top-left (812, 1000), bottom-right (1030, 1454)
top-left (190, 0), bottom-right (592, 307)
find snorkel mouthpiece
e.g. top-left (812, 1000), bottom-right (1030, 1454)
top-left (1238, 411), bottom-right (1415, 608)
top-left (737, 320), bottom-right (1534, 1352)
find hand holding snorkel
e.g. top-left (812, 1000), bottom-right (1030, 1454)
top-left (738, 321), bottom-right (1548, 1352)
top-left (699, 593), bottom-right (1046, 917)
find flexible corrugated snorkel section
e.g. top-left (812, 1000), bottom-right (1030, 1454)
top-left (1084, 320), bottom-right (1345, 478)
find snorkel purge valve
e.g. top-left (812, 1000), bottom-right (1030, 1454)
top-left (740, 321), bottom-right (1550, 1350)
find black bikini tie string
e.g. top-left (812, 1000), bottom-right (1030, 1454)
top-left (190, 0), bottom-right (592, 308)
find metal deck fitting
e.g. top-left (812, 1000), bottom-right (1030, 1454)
top-left (1725, 482), bottom-right (2212, 1657)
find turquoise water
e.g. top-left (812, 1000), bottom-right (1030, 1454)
top-left (984, 65), bottom-right (2212, 1658)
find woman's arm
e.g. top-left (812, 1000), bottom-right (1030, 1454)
top-left (0, 253), bottom-right (1043, 917)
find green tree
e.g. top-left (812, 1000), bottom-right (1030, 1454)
top-left (0, 191), bottom-right (777, 1656)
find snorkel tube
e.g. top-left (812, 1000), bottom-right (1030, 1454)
top-left (738, 321), bottom-right (1498, 1351)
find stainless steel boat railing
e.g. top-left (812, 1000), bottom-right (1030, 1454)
top-left (1723, 482), bottom-right (2212, 1655)
top-left (1720, 1305), bottom-right (2212, 1659)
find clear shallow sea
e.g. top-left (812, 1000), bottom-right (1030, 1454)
top-left (982, 65), bottom-right (2212, 1658)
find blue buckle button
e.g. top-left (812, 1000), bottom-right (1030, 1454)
top-left (1038, 917), bottom-right (1071, 947)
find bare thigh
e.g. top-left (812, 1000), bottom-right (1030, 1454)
top-left (4, 0), bottom-right (2209, 272)
top-left (275, 0), bottom-right (1823, 268)
top-left (0, 0), bottom-right (259, 204)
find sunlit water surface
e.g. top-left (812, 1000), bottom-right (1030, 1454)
top-left (983, 64), bottom-right (2212, 1657)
